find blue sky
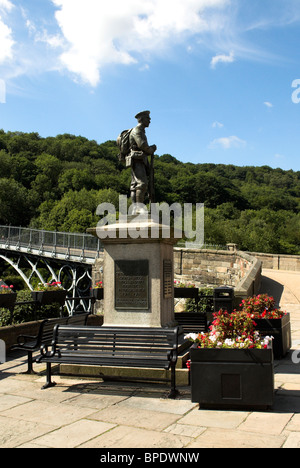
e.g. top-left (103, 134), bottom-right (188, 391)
top-left (0, 0), bottom-right (300, 171)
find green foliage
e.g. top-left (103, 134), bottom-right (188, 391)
top-left (0, 129), bottom-right (298, 255)
top-left (0, 290), bottom-right (65, 326)
top-left (185, 287), bottom-right (214, 313)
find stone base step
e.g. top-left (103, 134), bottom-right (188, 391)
top-left (59, 363), bottom-right (190, 386)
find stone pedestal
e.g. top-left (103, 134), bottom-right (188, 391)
top-left (88, 216), bottom-right (177, 328)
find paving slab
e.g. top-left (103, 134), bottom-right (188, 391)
top-left (282, 432), bottom-right (300, 448)
top-left (285, 414), bottom-right (300, 432)
top-left (0, 394), bottom-right (32, 411)
top-left (1, 399), bottom-right (97, 428)
top-left (117, 395), bottom-right (197, 415)
top-left (30, 419), bottom-right (117, 449)
top-left (88, 404), bottom-right (181, 431)
top-left (164, 423), bottom-right (206, 438)
top-left (79, 425), bottom-right (192, 448)
top-left (178, 408), bottom-right (249, 429)
top-left (187, 427), bottom-right (286, 448)
top-left (0, 415), bottom-right (55, 448)
top-left (238, 412), bottom-right (293, 435)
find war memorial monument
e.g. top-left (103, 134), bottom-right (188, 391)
top-left (89, 111), bottom-right (180, 329)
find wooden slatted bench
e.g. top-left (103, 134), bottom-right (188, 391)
top-left (11, 313), bottom-right (89, 374)
top-left (36, 325), bottom-right (180, 398)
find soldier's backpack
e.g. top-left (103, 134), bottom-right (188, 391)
top-left (116, 128), bottom-right (132, 162)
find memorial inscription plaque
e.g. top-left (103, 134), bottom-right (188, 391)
top-left (163, 260), bottom-right (172, 299)
top-left (115, 260), bottom-right (149, 310)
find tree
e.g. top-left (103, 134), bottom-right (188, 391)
top-left (0, 178), bottom-right (30, 225)
top-left (61, 208), bottom-right (97, 233)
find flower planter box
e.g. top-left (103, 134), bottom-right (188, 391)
top-left (92, 288), bottom-right (104, 300)
top-left (31, 290), bottom-right (67, 306)
top-left (174, 287), bottom-right (198, 299)
top-left (254, 313), bottom-right (291, 359)
top-left (0, 293), bottom-right (17, 309)
top-left (190, 345), bottom-right (274, 410)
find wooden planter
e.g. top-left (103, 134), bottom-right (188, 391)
top-left (254, 313), bottom-right (291, 359)
top-left (190, 345), bottom-right (274, 410)
top-left (31, 290), bottom-right (67, 306)
top-left (0, 293), bottom-right (17, 309)
top-left (92, 288), bottom-right (104, 300)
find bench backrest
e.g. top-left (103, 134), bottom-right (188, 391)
top-left (39, 317), bottom-right (69, 346)
top-left (175, 313), bottom-right (207, 333)
top-left (52, 325), bottom-right (179, 361)
top-left (67, 313), bottom-right (89, 326)
top-left (38, 314), bottom-right (89, 346)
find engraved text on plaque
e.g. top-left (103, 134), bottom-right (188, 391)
top-left (115, 260), bottom-right (149, 310)
top-left (163, 260), bottom-right (172, 298)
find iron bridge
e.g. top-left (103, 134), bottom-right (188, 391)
top-left (0, 225), bottom-right (103, 315)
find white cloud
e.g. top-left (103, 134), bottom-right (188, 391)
top-left (51, 0), bottom-right (230, 86)
top-left (212, 121), bottom-right (224, 128)
top-left (264, 101), bottom-right (273, 108)
top-left (210, 50), bottom-right (235, 68)
top-left (209, 135), bottom-right (246, 149)
top-left (0, 16), bottom-right (14, 64)
top-left (139, 64), bottom-right (150, 72)
top-left (0, 0), bottom-right (13, 11)
top-left (0, 0), bottom-right (14, 65)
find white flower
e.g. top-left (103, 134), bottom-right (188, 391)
top-left (224, 338), bottom-right (235, 347)
top-left (184, 333), bottom-right (199, 341)
top-left (262, 336), bottom-right (273, 348)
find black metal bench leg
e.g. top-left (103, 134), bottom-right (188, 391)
top-left (41, 363), bottom-right (56, 390)
top-left (21, 351), bottom-right (37, 375)
top-left (168, 364), bottom-right (179, 399)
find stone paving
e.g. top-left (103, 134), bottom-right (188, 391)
top-left (0, 268), bottom-right (300, 449)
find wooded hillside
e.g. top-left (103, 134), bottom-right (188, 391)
top-left (0, 130), bottom-right (299, 254)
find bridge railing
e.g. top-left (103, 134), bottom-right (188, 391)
top-left (0, 225), bottom-right (102, 261)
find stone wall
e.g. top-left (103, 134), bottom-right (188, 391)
top-left (173, 248), bottom-right (256, 287)
top-left (248, 252), bottom-right (300, 271)
top-left (173, 248), bottom-right (261, 305)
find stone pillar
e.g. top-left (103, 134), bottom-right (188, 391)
top-left (88, 216), bottom-right (177, 328)
top-left (227, 243), bottom-right (238, 252)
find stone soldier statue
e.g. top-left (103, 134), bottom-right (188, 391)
top-left (127, 111), bottom-right (157, 206)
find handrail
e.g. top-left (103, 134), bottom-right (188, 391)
top-left (0, 225), bottom-right (103, 261)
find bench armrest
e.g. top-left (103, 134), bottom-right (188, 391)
top-left (17, 334), bottom-right (38, 346)
top-left (167, 346), bottom-right (178, 365)
top-left (38, 340), bottom-right (60, 360)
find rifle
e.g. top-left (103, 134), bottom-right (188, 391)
top-left (148, 154), bottom-right (155, 203)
